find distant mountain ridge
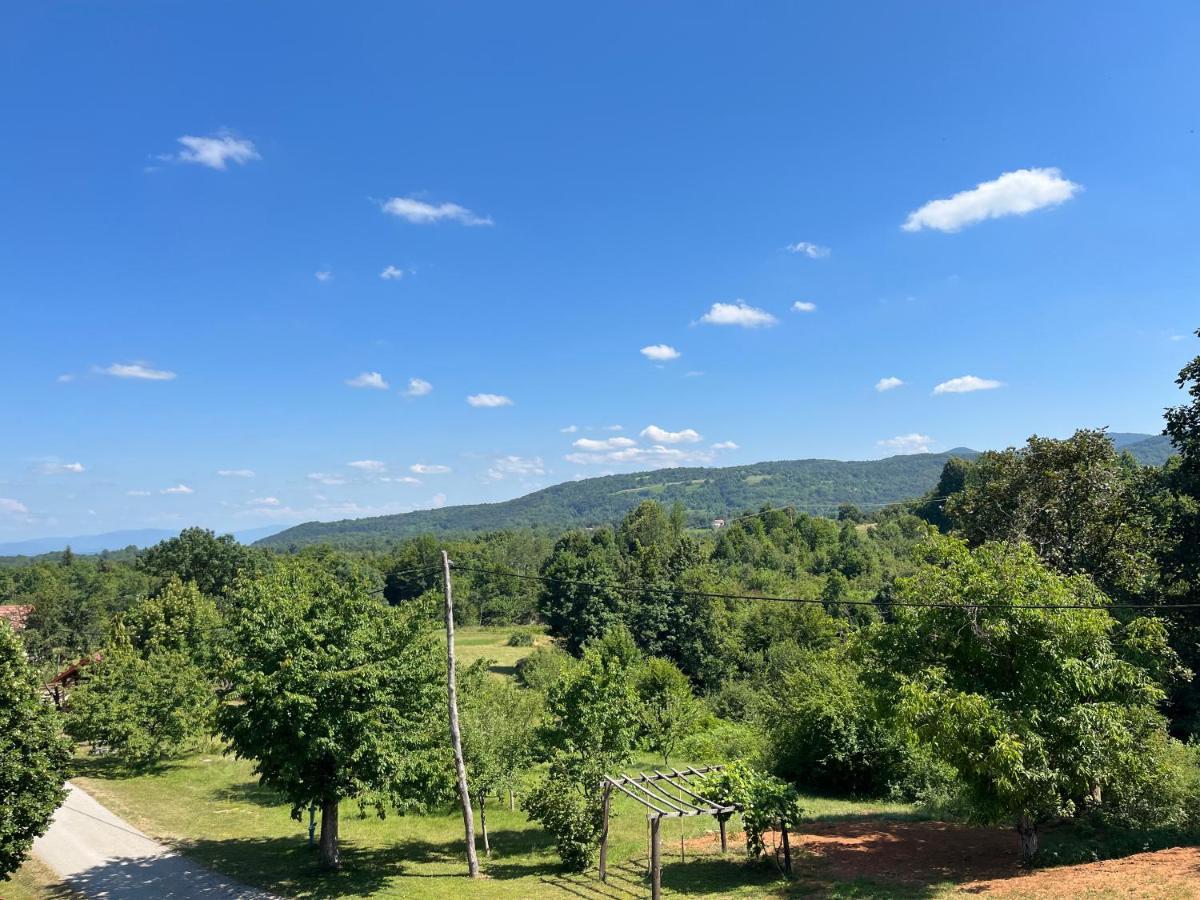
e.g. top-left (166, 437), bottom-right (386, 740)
top-left (0, 524), bottom-right (287, 557)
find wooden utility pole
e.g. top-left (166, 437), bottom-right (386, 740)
top-left (443, 551), bottom-right (480, 877)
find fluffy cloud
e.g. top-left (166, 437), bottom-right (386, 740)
top-left (640, 425), bottom-right (702, 444)
top-left (382, 197), bottom-right (492, 226)
top-left (787, 241), bottom-right (830, 258)
top-left (565, 444), bottom-right (714, 468)
top-left (560, 425), bottom-right (579, 434)
top-left (56, 374), bottom-right (74, 383)
top-left (348, 459), bottom-right (386, 472)
top-left (875, 376), bottom-right (904, 392)
top-left (700, 301), bottom-right (778, 328)
top-left (174, 134), bottom-right (260, 170)
top-left (410, 463), bottom-right (451, 475)
top-left (404, 377), bottom-right (432, 397)
top-left (792, 301), bottom-right (817, 313)
top-left (251, 496), bottom-right (280, 506)
top-left (40, 462), bottom-right (85, 474)
top-left (217, 468), bottom-right (255, 478)
top-left (315, 270), bottom-right (333, 282)
top-left (99, 363), bottom-right (176, 381)
top-left (380, 265), bottom-right (405, 280)
top-left (381, 476), bottom-right (422, 485)
top-left (345, 371), bottom-right (389, 390)
top-left (641, 344), bottom-right (681, 361)
top-left (161, 484), bottom-right (194, 495)
top-left (603, 425), bottom-right (623, 431)
top-left (467, 393), bottom-right (513, 407)
top-left (878, 433), bottom-right (935, 454)
top-left (0, 498), bottom-right (29, 514)
top-left (902, 167), bottom-right (1081, 233)
top-left (711, 441), bottom-right (739, 450)
top-left (933, 375), bottom-right (1005, 394)
top-left (308, 472), bottom-right (347, 486)
top-left (573, 437), bottom-right (637, 451)
top-left (487, 455), bottom-right (546, 481)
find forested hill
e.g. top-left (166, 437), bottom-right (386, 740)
top-left (259, 450), bottom-right (982, 549)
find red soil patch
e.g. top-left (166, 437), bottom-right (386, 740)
top-left (685, 821), bottom-right (1200, 896)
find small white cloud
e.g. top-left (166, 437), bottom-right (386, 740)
top-left (933, 375), bottom-right (1005, 395)
top-left (410, 463), bottom-right (452, 475)
top-left (0, 498), bottom-right (29, 514)
top-left (700, 301), bottom-right (778, 328)
top-left (792, 301), bottom-right (817, 313)
top-left (602, 425), bottom-right (624, 431)
top-left (382, 196), bottom-right (492, 226)
top-left (878, 433), bottom-right (935, 454)
top-left (380, 265), bottom-right (405, 280)
top-left (640, 344), bottom-right (681, 361)
top-left (348, 460), bottom-right (387, 473)
top-left (467, 393), bottom-right (513, 408)
top-left (902, 167), bottom-right (1081, 233)
top-left (787, 241), bottom-right (830, 259)
top-left (565, 444), bottom-right (715, 468)
top-left (404, 377), bottom-right (432, 397)
top-left (251, 496), bottom-right (280, 506)
top-left (56, 373), bottom-right (74, 383)
top-left (346, 372), bottom-right (389, 390)
top-left (641, 425), bottom-right (702, 444)
top-left (308, 472), bottom-right (347, 486)
top-left (125, 490), bottom-right (151, 497)
top-left (315, 270), bottom-right (333, 282)
top-left (487, 455), bottom-right (546, 480)
top-left (875, 376), bottom-right (905, 392)
top-left (99, 362), bottom-right (176, 381)
top-left (573, 437), bottom-right (637, 451)
top-left (40, 462), bottom-right (85, 474)
top-left (217, 468), bottom-right (255, 478)
top-left (161, 484), bottom-right (194, 495)
top-left (560, 425), bottom-right (579, 434)
top-left (381, 476), bottom-right (422, 485)
top-left (711, 441), bottom-right (739, 450)
top-left (174, 134), bottom-right (260, 170)
top-left (1170, 334), bottom-right (1186, 342)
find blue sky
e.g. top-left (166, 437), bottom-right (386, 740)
top-left (2, 2), bottom-right (1198, 540)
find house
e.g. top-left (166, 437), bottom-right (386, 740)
top-left (711, 518), bottom-right (727, 530)
top-left (47, 652), bottom-right (102, 709)
top-left (0, 604), bottom-right (33, 632)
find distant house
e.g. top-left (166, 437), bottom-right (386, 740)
top-left (47, 652), bottom-right (102, 709)
top-left (0, 604), bottom-right (33, 632)
top-left (711, 518), bottom-right (727, 530)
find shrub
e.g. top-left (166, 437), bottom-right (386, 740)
top-left (697, 761), bottom-right (803, 861)
top-left (506, 631), bottom-right (535, 647)
top-left (516, 643), bottom-right (574, 692)
top-left (680, 718), bottom-right (766, 766)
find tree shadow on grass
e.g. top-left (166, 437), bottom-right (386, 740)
top-left (207, 780), bottom-right (290, 808)
top-left (71, 754), bottom-right (184, 781)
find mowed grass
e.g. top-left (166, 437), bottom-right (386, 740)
top-left (451, 624), bottom-right (547, 677)
top-left (2, 855), bottom-right (73, 900)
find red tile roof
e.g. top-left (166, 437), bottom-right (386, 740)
top-left (0, 604), bottom-right (33, 632)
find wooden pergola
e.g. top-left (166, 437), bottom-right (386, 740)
top-left (598, 765), bottom-right (741, 900)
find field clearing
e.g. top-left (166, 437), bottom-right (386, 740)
top-left (451, 625), bottom-right (548, 676)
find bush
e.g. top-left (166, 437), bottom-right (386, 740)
top-left (506, 631), bottom-right (535, 647)
top-left (1098, 733), bottom-right (1200, 830)
top-left (516, 643), bottom-right (574, 692)
top-left (680, 718), bottom-right (766, 766)
top-left (697, 761), bottom-right (803, 861)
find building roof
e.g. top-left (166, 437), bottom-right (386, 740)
top-left (0, 604), bottom-right (33, 632)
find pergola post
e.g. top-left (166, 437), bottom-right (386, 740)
top-left (598, 782), bottom-right (612, 882)
top-left (781, 821), bottom-right (792, 877)
top-left (719, 815), bottom-right (728, 853)
top-left (650, 815), bottom-right (662, 900)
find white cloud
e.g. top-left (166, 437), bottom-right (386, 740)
top-left (125, 490), bottom-right (151, 497)
top-left (602, 425), bottom-right (623, 431)
top-left (217, 468), bottom-right (255, 478)
top-left (487, 455), bottom-right (546, 480)
top-left (573, 437), bottom-right (637, 451)
top-left (467, 393), bottom-right (513, 408)
top-left (933, 375), bottom-right (1005, 395)
top-left (641, 425), bottom-right (702, 444)
top-left (875, 376), bottom-right (905, 392)
top-left (161, 484), bottom-right (194, 495)
top-left (40, 462), bottom-right (85, 474)
top-left (348, 459), bottom-right (387, 472)
top-left (565, 444), bottom-right (714, 468)
top-left (560, 425), bottom-right (579, 434)
top-left (410, 463), bottom-right (451, 475)
top-left (711, 441), bottom-right (739, 450)
top-left (251, 496), bottom-right (280, 506)
top-left (99, 362), bottom-right (176, 381)
top-left (315, 270), bottom-right (333, 282)
top-left (0, 498), bottom-right (29, 515)
top-left (56, 374), bottom-right (74, 383)
top-left (1170, 334), bottom-right (1186, 342)
top-left (641, 344), bottom-right (681, 361)
top-left (792, 301), bottom-right (817, 313)
top-left (382, 196), bottom-right (492, 226)
top-left (787, 241), bottom-right (830, 258)
top-left (308, 472), bottom-right (347, 486)
top-left (700, 301), bottom-right (778, 328)
top-left (380, 265), bottom-right (405, 280)
top-left (345, 371), bottom-right (389, 390)
top-left (174, 134), bottom-right (260, 170)
top-left (404, 377), bottom-right (433, 397)
top-left (878, 433), bottom-right (936, 454)
top-left (381, 476), bottom-right (422, 485)
top-left (902, 167), bottom-right (1081, 233)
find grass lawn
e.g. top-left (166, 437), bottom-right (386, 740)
top-left (451, 624), bottom-right (547, 677)
top-left (2, 855), bottom-right (72, 900)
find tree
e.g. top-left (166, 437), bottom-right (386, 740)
top-left (460, 665), bottom-right (541, 854)
top-left (523, 628), bottom-right (642, 870)
top-left (636, 657), bottom-right (700, 765)
top-left (869, 537), bottom-right (1184, 864)
top-left (218, 558), bottom-right (448, 869)
top-left (138, 528), bottom-right (256, 601)
top-left (0, 622), bottom-right (70, 879)
top-left (538, 530), bottom-right (624, 654)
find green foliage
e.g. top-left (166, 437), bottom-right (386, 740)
top-left (697, 762), bottom-right (803, 860)
top-left (679, 718), bottom-right (766, 765)
top-left (460, 665), bottom-right (541, 799)
top-left (505, 630), bottom-right (534, 647)
top-left (515, 643), bottom-right (575, 692)
top-left (636, 656), bottom-right (701, 764)
top-left (0, 622), bottom-right (70, 879)
top-left (138, 527), bottom-right (258, 602)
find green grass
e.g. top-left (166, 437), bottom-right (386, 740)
top-left (451, 625), bottom-right (548, 677)
top-left (2, 855), bottom-right (73, 900)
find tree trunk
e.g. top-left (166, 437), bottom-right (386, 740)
top-left (319, 798), bottom-right (340, 870)
top-left (1017, 815), bottom-right (1038, 866)
top-left (480, 794), bottom-right (490, 856)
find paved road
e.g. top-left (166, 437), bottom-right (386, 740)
top-left (33, 783), bottom-right (277, 899)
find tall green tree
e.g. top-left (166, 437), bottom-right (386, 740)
top-left (218, 558), bottom-right (448, 869)
top-left (869, 537), bottom-right (1185, 863)
top-left (0, 622), bottom-right (70, 880)
top-left (636, 656), bottom-right (700, 765)
top-left (138, 527), bottom-right (257, 602)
